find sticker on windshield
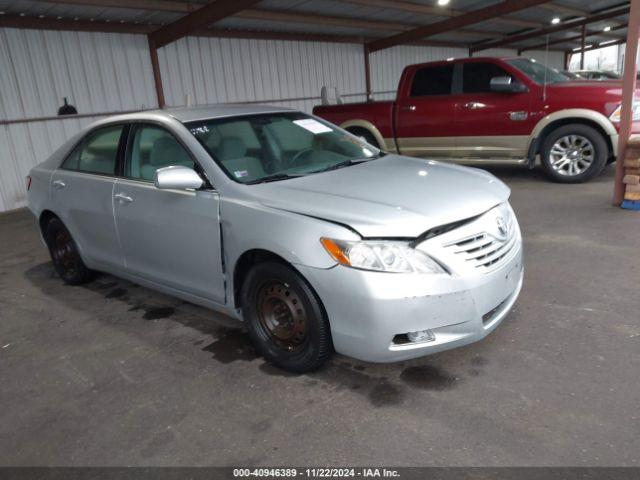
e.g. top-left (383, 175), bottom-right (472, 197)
top-left (293, 119), bottom-right (332, 134)
top-left (234, 170), bottom-right (249, 178)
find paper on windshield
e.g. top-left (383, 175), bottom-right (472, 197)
top-left (293, 119), bottom-right (332, 134)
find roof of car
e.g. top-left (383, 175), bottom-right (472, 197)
top-left (154, 104), bottom-right (296, 123)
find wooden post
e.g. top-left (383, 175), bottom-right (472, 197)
top-left (613, 0), bottom-right (640, 206)
top-left (580, 24), bottom-right (586, 69)
top-left (148, 37), bottom-right (165, 109)
top-left (364, 44), bottom-right (372, 102)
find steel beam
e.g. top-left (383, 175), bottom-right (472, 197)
top-left (148, 0), bottom-right (262, 48)
top-left (471, 5), bottom-right (630, 52)
top-left (367, 0), bottom-right (551, 53)
top-left (614, 0), bottom-right (639, 206)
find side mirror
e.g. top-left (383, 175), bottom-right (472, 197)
top-left (154, 165), bottom-right (204, 190)
top-left (490, 76), bottom-right (528, 93)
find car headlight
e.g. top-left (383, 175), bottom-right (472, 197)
top-left (609, 101), bottom-right (640, 123)
top-left (320, 238), bottom-right (445, 274)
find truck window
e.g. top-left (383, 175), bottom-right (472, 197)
top-left (463, 63), bottom-right (513, 93)
top-left (410, 65), bottom-right (454, 97)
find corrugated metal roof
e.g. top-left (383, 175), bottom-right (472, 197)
top-left (0, 0), bottom-right (630, 51)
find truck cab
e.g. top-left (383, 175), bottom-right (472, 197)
top-left (314, 57), bottom-right (640, 183)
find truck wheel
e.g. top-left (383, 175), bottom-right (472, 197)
top-left (44, 217), bottom-right (95, 285)
top-left (348, 128), bottom-right (380, 149)
top-left (541, 124), bottom-right (607, 183)
top-left (240, 262), bottom-right (333, 373)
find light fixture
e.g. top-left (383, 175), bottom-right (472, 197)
top-left (551, 17), bottom-right (561, 24)
top-left (437, 0), bottom-right (450, 5)
top-left (603, 25), bottom-right (611, 32)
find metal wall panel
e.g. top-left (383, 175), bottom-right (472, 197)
top-left (158, 36), bottom-right (367, 113)
top-left (0, 28), bottom-right (156, 119)
top-left (0, 27), bottom-right (156, 212)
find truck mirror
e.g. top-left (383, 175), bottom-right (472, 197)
top-left (490, 76), bottom-right (528, 93)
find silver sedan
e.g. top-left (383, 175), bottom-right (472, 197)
top-left (27, 105), bottom-right (523, 372)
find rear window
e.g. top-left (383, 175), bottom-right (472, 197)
top-left (62, 125), bottom-right (123, 175)
top-left (410, 65), bottom-right (454, 97)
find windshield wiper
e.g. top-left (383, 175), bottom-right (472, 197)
top-left (309, 156), bottom-right (377, 175)
top-left (245, 173), bottom-right (304, 184)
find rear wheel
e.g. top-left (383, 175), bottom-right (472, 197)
top-left (540, 124), bottom-right (607, 183)
top-left (240, 262), bottom-right (332, 373)
top-left (44, 217), bottom-right (95, 285)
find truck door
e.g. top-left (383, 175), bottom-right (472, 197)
top-left (394, 63), bottom-right (459, 158)
top-left (454, 61), bottom-right (534, 160)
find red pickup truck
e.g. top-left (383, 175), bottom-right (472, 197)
top-left (313, 57), bottom-right (640, 183)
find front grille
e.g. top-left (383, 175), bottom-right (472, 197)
top-left (444, 205), bottom-right (517, 272)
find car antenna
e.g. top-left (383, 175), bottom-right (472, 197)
top-left (542, 34), bottom-right (549, 102)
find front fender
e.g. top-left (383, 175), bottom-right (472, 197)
top-left (221, 197), bottom-right (360, 272)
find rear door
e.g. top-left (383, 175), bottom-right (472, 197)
top-left (50, 124), bottom-right (125, 269)
top-left (394, 63), bottom-right (459, 158)
top-left (113, 123), bottom-right (225, 304)
top-left (454, 61), bottom-right (533, 159)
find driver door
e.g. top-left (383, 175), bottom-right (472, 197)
top-left (454, 61), bottom-right (534, 159)
top-left (113, 123), bottom-right (225, 304)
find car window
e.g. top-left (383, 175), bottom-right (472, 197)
top-left (410, 65), bottom-right (454, 97)
top-left (62, 125), bottom-right (123, 175)
top-left (125, 124), bottom-right (195, 182)
top-left (463, 62), bottom-right (514, 93)
top-left (188, 112), bottom-right (379, 184)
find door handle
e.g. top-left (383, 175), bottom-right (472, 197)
top-left (401, 105), bottom-right (417, 112)
top-left (114, 192), bottom-right (133, 204)
top-left (52, 180), bottom-right (66, 190)
top-left (463, 102), bottom-right (484, 110)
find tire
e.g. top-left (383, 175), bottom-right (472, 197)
top-left (540, 124), bottom-right (608, 183)
top-left (44, 217), bottom-right (95, 285)
top-left (348, 128), bottom-right (380, 149)
top-left (240, 262), bottom-right (333, 373)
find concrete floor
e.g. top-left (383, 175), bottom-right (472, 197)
top-left (0, 165), bottom-right (639, 467)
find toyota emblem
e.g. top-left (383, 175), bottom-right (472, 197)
top-left (496, 216), bottom-right (507, 238)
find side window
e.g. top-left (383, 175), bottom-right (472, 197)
top-left (62, 125), bottom-right (123, 175)
top-left (463, 63), bottom-right (514, 93)
top-left (410, 65), bottom-right (454, 97)
top-left (126, 124), bottom-right (194, 182)
top-left (61, 142), bottom-right (82, 170)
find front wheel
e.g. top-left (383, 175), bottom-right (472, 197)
top-left (540, 124), bottom-right (608, 183)
top-left (241, 262), bottom-right (333, 373)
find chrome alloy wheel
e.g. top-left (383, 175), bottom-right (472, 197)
top-left (549, 134), bottom-right (595, 177)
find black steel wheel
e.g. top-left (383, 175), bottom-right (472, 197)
top-left (241, 262), bottom-right (332, 373)
top-left (44, 217), bottom-right (95, 285)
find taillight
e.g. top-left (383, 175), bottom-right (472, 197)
top-left (26, 176), bottom-right (32, 191)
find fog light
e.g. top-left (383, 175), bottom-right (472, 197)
top-left (407, 330), bottom-right (435, 343)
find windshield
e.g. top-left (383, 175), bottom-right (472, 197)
top-left (187, 112), bottom-right (381, 184)
top-left (506, 58), bottom-right (569, 84)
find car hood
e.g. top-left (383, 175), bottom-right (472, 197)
top-left (248, 155), bottom-right (510, 238)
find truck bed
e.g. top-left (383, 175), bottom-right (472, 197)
top-left (313, 100), bottom-right (395, 147)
